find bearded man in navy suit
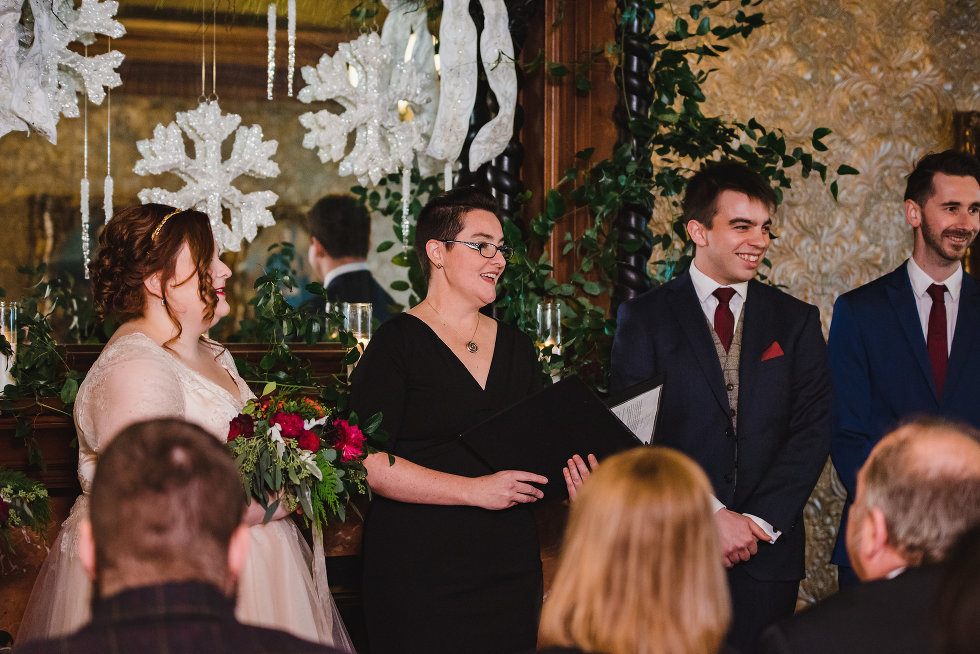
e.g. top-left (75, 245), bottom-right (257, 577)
top-left (828, 150), bottom-right (980, 587)
top-left (307, 194), bottom-right (396, 324)
top-left (611, 162), bottom-right (831, 654)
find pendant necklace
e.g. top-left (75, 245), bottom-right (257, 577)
top-left (427, 302), bottom-right (480, 353)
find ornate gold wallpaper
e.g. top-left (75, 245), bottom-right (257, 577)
top-left (675, 0), bottom-right (980, 603)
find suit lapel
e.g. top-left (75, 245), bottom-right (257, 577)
top-left (886, 264), bottom-right (938, 399)
top-left (945, 272), bottom-right (980, 402)
top-left (669, 273), bottom-right (730, 413)
top-left (737, 281), bottom-right (768, 415)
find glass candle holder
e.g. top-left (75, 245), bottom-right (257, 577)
top-left (324, 301), bottom-right (342, 341)
top-left (536, 301), bottom-right (561, 355)
top-left (0, 301), bottom-right (18, 394)
top-left (344, 302), bottom-right (373, 348)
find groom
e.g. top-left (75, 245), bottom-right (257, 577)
top-left (611, 161), bottom-right (831, 654)
top-left (14, 418), bottom-right (341, 654)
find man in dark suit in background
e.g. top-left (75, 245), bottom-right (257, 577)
top-left (307, 194), bottom-right (396, 324)
top-left (759, 418), bottom-right (980, 654)
top-left (828, 150), bottom-right (980, 586)
top-left (611, 162), bottom-right (831, 654)
top-left (13, 418), bottom-right (341, 654)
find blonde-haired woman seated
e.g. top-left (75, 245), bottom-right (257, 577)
top-left (537, 447), bottom-right (734, 654)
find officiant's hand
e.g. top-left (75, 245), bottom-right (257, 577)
top-left (715, 509), bottom-right (768, 567)
top-left (563, 453), bottom-right (599, 501)
top-left (469, 470), bottom-right (548, 510)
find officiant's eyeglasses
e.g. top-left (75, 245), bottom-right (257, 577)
top-left (440, 240), bottom-right (515, 260)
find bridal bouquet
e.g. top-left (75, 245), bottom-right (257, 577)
top-left (226, 384), bottom-right (381, 530)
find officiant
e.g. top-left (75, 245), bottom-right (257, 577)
top-left (349, 186), bottom-right (590, 654)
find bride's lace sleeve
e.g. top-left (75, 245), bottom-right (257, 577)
top-left (80, 351), bottom-right (186, 453)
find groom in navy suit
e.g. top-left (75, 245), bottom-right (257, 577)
top-left (828, 150), bottom-right (980, 586)
top-left (611, 162), bottom-right (831, 654)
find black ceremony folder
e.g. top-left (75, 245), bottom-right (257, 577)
top-left (459, 376), bottom-right (643, 501)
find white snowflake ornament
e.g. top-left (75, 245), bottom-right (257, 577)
top-left (297, 31), bottom-right (431, 186)
top-left (134, 100), bottom-right (281, 253)
top-left (1, 0), bottom-right (124, 144)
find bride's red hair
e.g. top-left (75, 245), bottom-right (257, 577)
top-left (90, 204), bottom-right (218, 340)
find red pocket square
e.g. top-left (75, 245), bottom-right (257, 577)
top-left (761, 342), bottom-right (784, 361)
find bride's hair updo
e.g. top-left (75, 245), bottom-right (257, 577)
top-left (90, 204), bottom-right (218, 334)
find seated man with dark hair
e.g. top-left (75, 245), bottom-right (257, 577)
top-left (13, 418), bottom-right (343, 654)
top-left (760, 417), bottom-right (980, 654)
top-left (307, 194), bottom-right (396, 324)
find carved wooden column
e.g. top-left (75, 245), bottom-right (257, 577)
top-left (611, 0), bottom-right (655, 312)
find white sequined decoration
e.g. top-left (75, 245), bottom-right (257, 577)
top-left (104, 53), bottom-right (113, 224)
top-left (266, 3), bottom-right (276, 100)
top-left (381, 0), bottom-right (441, 176)
top-left (297, 32), bottom-right (432, 186)
top-left (401, 167), bottom-right (411, 249)
top-left (80, 46), bottom-right (90, 278)
top-left (133, 100), bottom-right (280, 253)
top-left (103, 175), bottom-right (113, 224)
top-left (287, 0), bottom-right (296, 97)
top-left (80, 177), bottom-right (90, 277)
top-left (0, 0), bottom-right (125, 145)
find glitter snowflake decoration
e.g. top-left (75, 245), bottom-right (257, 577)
top-left (297, 31), bottom-right (431, 186)
top-left (134, 100), bottom-right (280, 253)
top-left (0, 0), bottom-right (124, 144)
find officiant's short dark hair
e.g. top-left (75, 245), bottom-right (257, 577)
top-left (682, 161), bottom-right (777, 229)
top-left (307, 194), bottom-right (371, 259)
top-left (89, 418), bottom-right (245, 589)
top-left (415, 186), bottom-right (500, 281)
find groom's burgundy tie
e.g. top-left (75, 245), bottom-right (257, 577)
top-left (713, 287), bottom-right (737, 352)
top-left (926, 283), bottom-right (948, 397)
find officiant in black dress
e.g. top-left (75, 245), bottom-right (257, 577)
top-left (351, 187), bottom-right (587, 654)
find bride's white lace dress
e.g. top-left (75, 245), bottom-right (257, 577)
top-left (17, 332), bottom-right (354, 650)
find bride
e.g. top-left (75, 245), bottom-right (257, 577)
top-left (17, 204), bottom-right (354, 651)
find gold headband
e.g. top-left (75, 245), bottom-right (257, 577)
top-left (151, 209), bottom-right (181, 242)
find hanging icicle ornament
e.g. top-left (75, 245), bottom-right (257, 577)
top-left (80, 60), bottom-right (90, 279)
top-left (287, 0), bottom-right (296, 97)
top-left (401, 168), bottom-right (411, 251)
top-left (103, 37), bottom-right (114, 224)
top-left (266, 3), bottom-right (276, 100)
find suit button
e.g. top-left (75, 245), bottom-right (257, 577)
top-left (725, 427), bottom-right (735, 439)
top-left (726, 383), bottom-right (734, 391)
top-left (725, 473), bottom-right (735, 484)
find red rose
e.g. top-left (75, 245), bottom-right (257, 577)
top-left (0, 497), bottom-right (9, 525)
top-left (333, 419), bottom-right (366, 462)
top-left (298, 430), bottom-right (321, 453)
top-left (271, 412), bottom-right (304, 438)
top-left (227, 414), bottom-right (254, 442)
